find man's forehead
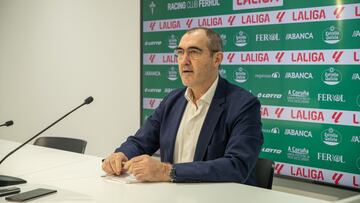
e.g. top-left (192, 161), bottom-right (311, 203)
top-left (178, 30), bottom-right (208, 48)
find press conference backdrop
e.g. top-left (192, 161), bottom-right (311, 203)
top-left (141, 0), bottom-right (360, 190)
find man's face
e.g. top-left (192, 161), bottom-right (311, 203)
top-left (176, 30), bottom-right (223, 90)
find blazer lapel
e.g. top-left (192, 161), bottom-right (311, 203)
top-left (193, 77), bottom-right (226, 161)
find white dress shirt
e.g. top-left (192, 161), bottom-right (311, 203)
top-left (173, 77), bottom-right (219, 163)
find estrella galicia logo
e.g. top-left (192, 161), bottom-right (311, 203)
top-left (168, 34), bottom-right (178, 49)
top-left (322, 67), bottom-right (342, 85)
top-left (234, 31), bottom-right (249, 47)
top-left (168, 66), bottom-right (178, 81)
top-left (321, 128), bottom-right (342, 146)
top-left (234, 67), bottom-right (248, 83)
top-left (323, 26), bottom-right (342, 44)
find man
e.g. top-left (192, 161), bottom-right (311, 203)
top-left (102, 27), bottom-right (263, 185)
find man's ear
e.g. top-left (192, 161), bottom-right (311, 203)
top-left (214, 52), bottom-right (224, 67)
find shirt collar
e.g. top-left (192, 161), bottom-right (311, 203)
top-left (184, 76), bottom-right (219, 105)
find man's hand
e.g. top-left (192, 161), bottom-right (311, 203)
top-left (124, 155), bottom-right (172, 182)
top-left (102, 152), bottom-right (128, 175)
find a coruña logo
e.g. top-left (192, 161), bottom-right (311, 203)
top-left (234, 67), bottom-right (248, 83)
top-left (322, 67), bottom-right (342, 85)
top-left (234, 31), bottom-right (249, 47)
top-left (321, 128), bottom-right (342, 146)
top-left (323, 26), bottom-right (342, 44)
top-left (168, 66), bottom-right (177, 81)
top-left (168, 34), bottom-right (178, 49)
top-left (219, 68), bottom-right (227, 78)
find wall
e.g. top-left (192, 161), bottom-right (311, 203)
top-left (0, 0), bottom-right (140, 157)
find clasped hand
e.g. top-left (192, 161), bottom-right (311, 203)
top-left (102, 152), bottom-right (171, 182)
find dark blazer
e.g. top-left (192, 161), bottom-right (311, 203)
top-left (116, 77), bottom-right (263, 186)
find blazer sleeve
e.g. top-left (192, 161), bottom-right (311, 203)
top-left (114, 93), bottom-right (171, 159)
top-left (173, 97), bottom-right (263, 184)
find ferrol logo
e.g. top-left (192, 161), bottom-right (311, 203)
top-left (322, 67), bottom-right (342, 85)
top-left (321, 128), bottom-right (342, 146)
top-left (234, 67), bottom-right (248, 83)
top-left (323, 26), bottom-right (342, 44)
top-left (285, 72), bottom-right (313, 79)
top-left (168, 66), bottom-right (177, 81)
top-left (220, 34), bottom-right (227, 46)
top-left (149, 1), bottom-right (156, 15)
top-left (317, 153), bottom-right (345, 163)
top-left (234, 31), bottom-right (249, 47)
top-left (317, 93), bottom-right (345, 103)
top-left (219, 68), bottom-right (227, 78)
top-left (168, 34), bottom-right (178, 49)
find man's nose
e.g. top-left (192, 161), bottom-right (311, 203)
top-left (181, 52), bottom-right (191, 64)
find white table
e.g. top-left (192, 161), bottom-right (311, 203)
top-left (0, 139), bottom-right (358, 203)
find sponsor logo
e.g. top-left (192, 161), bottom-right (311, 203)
top-left (234, 67), bottom-right (248, 83)
top-left (240, 52), bottom-right (269, 62)
top-left (321, 128), bottom-right (342, 146)
top-left (332, 173), bottom-right (343, 185)
top-left (322, 67), bottom-right (342, 85)
top-left (317, 153), bottom-right (345, 163)
top-left (291, 109), bottom-right (324, 121)
top-left (287, 146), bottom-right (310, 161)
top-left (255, 72), bottom-right (280, 79)
top-left (255, 33), bottom-right (280, 42)
top-left (168, 34), bottom-right (178, 49)
top-left (351, 136), bottom-right (360, 143)
top-left (260, 107), bottom-right (269, 117)
top-left (197, 16), bottom-right (223, 27)
top-left (290, 166), bottom-right (324, 181)
top-left (241, 13), bottom-right (270, 25)
top-left (323, 26), bottom-right (342, 44)
top-left (159, 20), bottom-right (181, 30)
top-left (285, 32), bottom-right (314, 40)
top-left (149, 1), bottom-right (156, 15)
top-left (220, 34), bottom-right (227, 46)
top-left (275, 163), bottom-right (284, 175)
top-left (144, 71), bottom-right (161, 77)
top-left (257, 93), bottom-right (282, 99)
top-left (317, 94), bottom-right (345, 103)
top-left (262, 147), bottom-right (282, 154)
top-left (353, 30), bottom-right (360, 38)
top-left (284, 128), bottom-right (312, 138)
top-left (356, 157), bottom-right (360, 170)
top-left (164, 88), bottom-right (176, 93)
top-left (168, 66), bottom-right (178, 81)
top-left (285, 72), bottom-right (313, 79)
top-left (144, 88), bottom-right (161, 93)
top-left (291, 51), bottom-right (324, 63)
top-left (352, 73), bottom-right (360, 80)
top-left (355, 51), bottom-right (360, 63)
top-left (287, 90), bottom-right (310, 104)
top-left (233, 0), bottom-right (283, 10)
top-left (219, 68), bottom-right (227, 78)
top-left (292, 9), bottom-right (326, 21)
top-left (198, 0), bottom-right (220, 8)
top-left (262, 127), bottom-right (280, 134)
top-left (234, 31), bottom-right (249, 47)
top-left (357, 95), bottom-right (360, 108)
top-left (144, 41), bottom-right (162, 46)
